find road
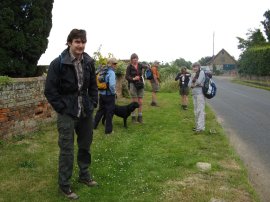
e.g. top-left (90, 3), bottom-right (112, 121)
top-left (207, 77), bottom-right (270, 202)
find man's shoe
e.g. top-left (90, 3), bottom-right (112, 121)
top-left (59, 187), bottom-right (79, 200)
top-left (137, 116), bottom-right (143, 123)
top-left (78, 178), bottom-right (98, 187)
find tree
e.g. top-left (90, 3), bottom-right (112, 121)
top-left (0, 0), bottom-right (54, 77)
top-left (198, 56), bottom-right (212, 66)
top-left (173, 58), bottom-right (192, 68)
top-left (261, 9), bottom-right (270, 41)
top-left (237, 29), bottom-right (266, 51)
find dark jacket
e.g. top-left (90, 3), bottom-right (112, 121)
top-left (175, 73), bottom-right (191, 88)
top-left (44, 48), bottom-right (98, 118)
top-left (125, 63), bottom-right (148, 83)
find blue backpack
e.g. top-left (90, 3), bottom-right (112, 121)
top-left (145, 68), bottom-right (153, 80)
top-left (202, 72), bottom-right (217, 99)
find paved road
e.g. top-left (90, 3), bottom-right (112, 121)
top-left (207, 77), bottom-right (270, 202)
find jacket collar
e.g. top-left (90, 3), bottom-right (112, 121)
top-left (60, 48), bottom-right (93, 65)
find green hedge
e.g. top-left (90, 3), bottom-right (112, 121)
top-left (238, 45), bottom-right (270, 76)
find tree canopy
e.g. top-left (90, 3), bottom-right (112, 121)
top-left (0, 0), bottom-right (54, 77)
top-left (237, 29), bottom-right (266, 51)
top-left (198, 56), bottom-right (212, 66)
top-left (261, 9), bottom-right (270, 42)
top-left (172, 57), bottom-right (192, 69)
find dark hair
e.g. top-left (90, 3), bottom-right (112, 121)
top-left (66, 29), bottom-right (87, 44)
top-left (181, 66), bottom-right (187, 73)
top-left (130, 53), bottom-right (138, 61)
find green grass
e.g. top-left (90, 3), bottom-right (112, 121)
top-left (0, 92), bottom-right (259, 202)
top-left (232, 78), bottom-right (270, 91)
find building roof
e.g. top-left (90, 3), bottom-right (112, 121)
top-left (207, 48), bottom-right (237, 65)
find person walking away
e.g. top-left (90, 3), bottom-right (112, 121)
top-left (150, 61), bottom-right (160, 106)
top-left (125, 53), bottom-right (149, 123)
top-left (188, 62), bottom-right (205, 133)
top-left (93, 58), bottom-right (117, 134)
top-left (175, 66), bottom-right (191, 110)
top-left (44, 29), bottom-right (98, 200)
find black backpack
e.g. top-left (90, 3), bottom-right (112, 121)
top-left (202, 72), bottom-right (217, 99)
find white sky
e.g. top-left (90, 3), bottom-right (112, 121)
top-left (38, 0), bottom-right (270, 65)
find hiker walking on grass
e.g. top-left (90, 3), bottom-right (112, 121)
top-left (93, 58), bottom-right (117, 134)
top-left (125, 53), bottom-right (149, 123)
top-left (150, 61), bottom-right (160, 106)
top-left (188, 62), bottom-right (206, 133)
top-left (175, 66), bottom-right (191, 110)
top-left (44, 29), bottom-right (98, 200)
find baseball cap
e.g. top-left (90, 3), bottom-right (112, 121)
top-left (107, 58), bottom-right (118, 65)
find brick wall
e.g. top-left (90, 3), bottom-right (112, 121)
top-left (0, 75), bottom-right (128, 139)
top-left (0, 77), bottom-right (55, 139)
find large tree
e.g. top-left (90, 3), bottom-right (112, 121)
top-left (261, 9), bottom-right (270, 42)
top-left (0, 0), bottom-right (54, 77)
top-left (237, 29), bottom-right (266, 51)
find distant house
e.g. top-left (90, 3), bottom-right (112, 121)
top-left (207, 49), bottom-right (237, 72)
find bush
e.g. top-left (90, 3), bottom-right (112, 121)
top-left (145, 67), bottom-right (180, 93)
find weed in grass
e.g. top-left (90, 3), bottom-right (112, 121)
top-left (18, 160), bottom-right (36, 169)
top-left (12, 134), bottom-right (26, 142)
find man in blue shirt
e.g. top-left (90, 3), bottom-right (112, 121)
top-left (94, 58), bottom-right (117, 134)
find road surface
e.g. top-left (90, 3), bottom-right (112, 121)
top-left (207, 77), bottom-right (270, 202)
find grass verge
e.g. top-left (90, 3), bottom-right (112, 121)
top-left (0, 92), bottom-right (259, 202)
top-left (232, 78), bottom-right (270, 91)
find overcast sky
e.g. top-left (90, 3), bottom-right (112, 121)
top-left (38, 0), bottom-right (269, 65)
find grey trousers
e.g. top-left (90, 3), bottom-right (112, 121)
top-left (57, 113), bottom-right (93, 189)
top-left (193, 94), bottom-right (205, 130)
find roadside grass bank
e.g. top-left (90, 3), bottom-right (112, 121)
top-left (0, 92), bottom-right (259, 201)
top-left (232, 78), bottom-right (270, 91)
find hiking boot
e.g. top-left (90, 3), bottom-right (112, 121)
top-left (131, 116), bottom-right (137, 123)
top-left (137, 116), bottom-right (143, 123)
top-left (78, 178), bottom-right (98, 187)
top-left (150, 102), bottom-right (156, 106)
top-left (183, 105), bottom-right (188, 110)
top-left (59, 187), bottom-right (79, 200)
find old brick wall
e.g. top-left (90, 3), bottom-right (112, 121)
top-left (0, 77), bottom-right (55, 139)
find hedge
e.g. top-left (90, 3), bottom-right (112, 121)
top-left (238, 45), bottom-right (270, 76)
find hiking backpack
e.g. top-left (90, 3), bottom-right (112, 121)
top-left (96, 66), bottom-right (109, 90)
top-left (202, 72), bottom-right (217, 99)
top-left (145, 68), bottom-right (153, 80)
